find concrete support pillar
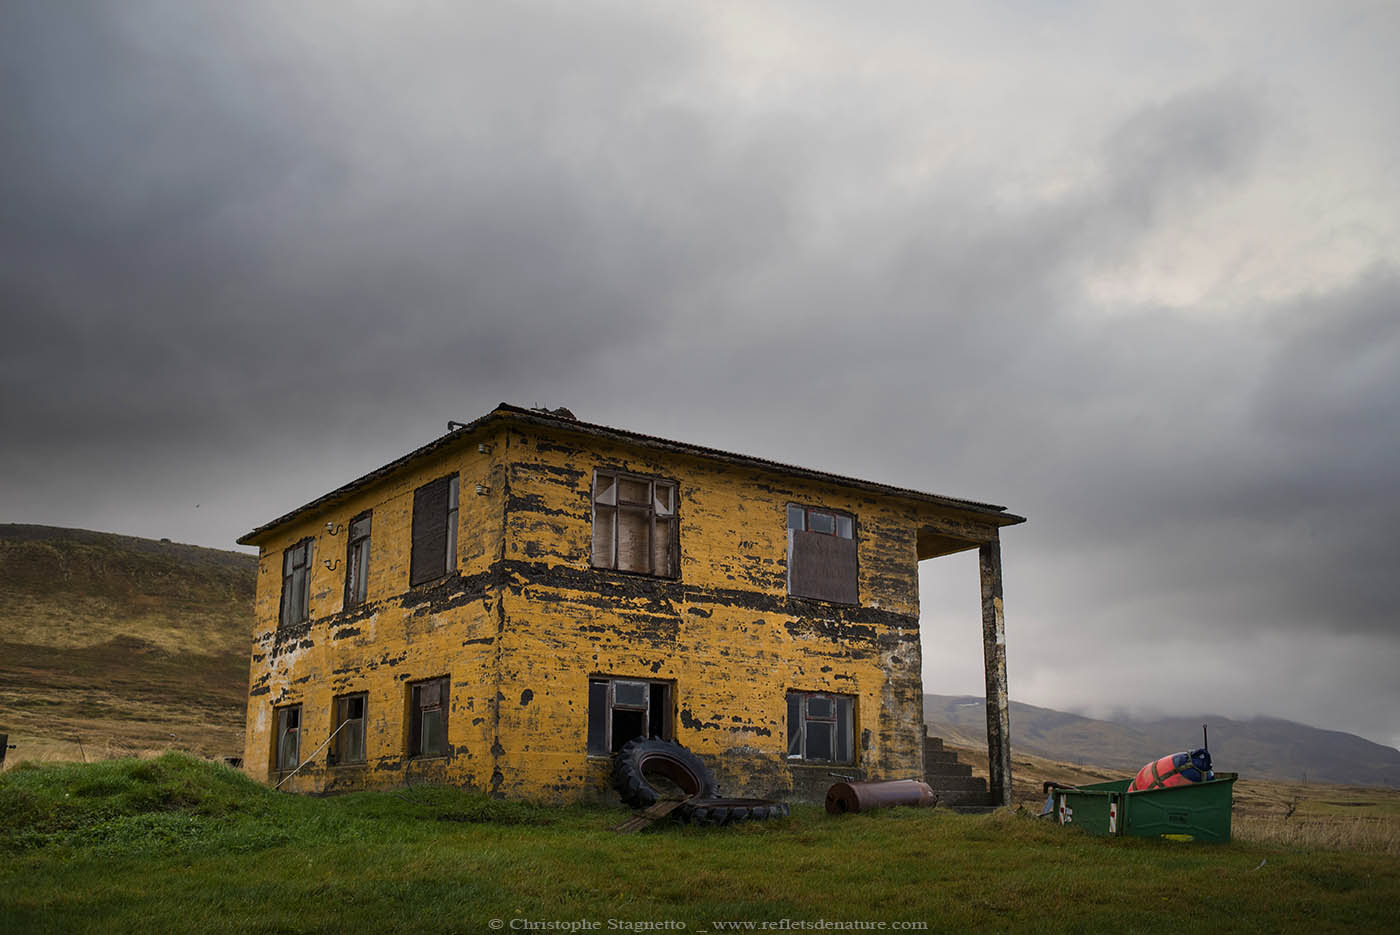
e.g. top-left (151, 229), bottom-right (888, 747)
top-left (980, 537), bottom-right (1012, 807)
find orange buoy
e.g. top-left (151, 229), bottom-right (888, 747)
top-left (1128, 748), bottom-right (1213, 792)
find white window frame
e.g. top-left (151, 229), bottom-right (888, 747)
top-left (591, 470), bottom-right (678, 577)
top-left (786, 691), bottom-right (856, 764)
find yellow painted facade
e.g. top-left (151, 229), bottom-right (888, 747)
top-left (241, 406), bottom-right (1020, 801)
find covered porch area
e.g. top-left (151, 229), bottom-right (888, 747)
top-left (917, 513), bottom-right (1020, 807)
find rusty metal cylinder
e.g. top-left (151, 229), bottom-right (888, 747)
top-left (825, 779), bottom-right (937, 814)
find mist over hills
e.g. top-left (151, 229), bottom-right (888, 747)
top-left (925, 694), bottom-right (1400, 788)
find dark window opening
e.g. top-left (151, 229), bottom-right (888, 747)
top-left (786, 504), bottom-right (858, 604)
top-left (274, 704), bottom-right (301, 772)
top-left (344, 512), bottom-right (372, 608)
top-left (591, 471), bottom-right (677, 578)
top-left (330, 692), bottom-right (367, 765)
top-left (279, 539), bottom-right (314, 627)
top-left (612, 708), bottom-right (646, 748)
top-left (786, 691), bottom-right (854, 764)
top-left (410, 476), bottom-right (459, 586)
top-left (586, 677), bottom-right (673, 755)
top-left (408, 676), bottom-right (449, 758)
top-left (648, 682), bottom-right (667, 738)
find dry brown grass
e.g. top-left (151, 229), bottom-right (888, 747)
top-left (942, 739), bottom-right (1400, 856)
top-left (1234, 814), bottom-right (1400, 856)
top-left (0, 527), bottom-right (253, 770)
top-left (1, 730), bottom-right (230, 771)
top-left (1231, 775), bottom-right (1400, 855)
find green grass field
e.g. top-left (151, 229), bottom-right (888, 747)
top-left (3, 755), bottom-right (1397, 934)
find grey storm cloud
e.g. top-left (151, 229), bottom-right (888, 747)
top-left (2, 1), bottom-right (1398, 747)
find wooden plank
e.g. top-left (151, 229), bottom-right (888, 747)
top-left (611, 797), bottom-right (690, 834)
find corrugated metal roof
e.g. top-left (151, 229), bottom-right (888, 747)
top-left (237, 403), bottom-right (1025, 545)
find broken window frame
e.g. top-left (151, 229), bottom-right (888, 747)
top-left (785, 503), bottom-right (859, 604)
top-left (409, 475), bottom-right (459, 587)
top-left (586, 676), bottom-right (673, 756)
top-left (274, 703), bottom-right (302, 772)
top-left (786, 690), bottom-right (855, 764)
top-left (328, 692), bottom-right (368, 766)
top-left (279, 538), bottom-right (314, 628)
top-left (407, 676), bottom-right (449, 759)
top-left (591, 470), bottom-right (678, 579)
top-left (786, 504), bottom-right (855, 539)
top-left (343, 511), bottom-right (372, 609)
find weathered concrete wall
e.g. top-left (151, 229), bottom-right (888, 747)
top-left (488, 423), bottom-right (928, 801)
top-left (245, 415), bottom-right (998, 802)
top-left (243, 429), bottom-right (505, 793)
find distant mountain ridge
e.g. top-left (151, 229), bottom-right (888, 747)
top-left (925, 694), bottom-right (1400, 788)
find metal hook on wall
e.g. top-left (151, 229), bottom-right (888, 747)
top-left (323, 558), bottom-right (341, 571)
top-left (325, 522), bottom-right (342, 536)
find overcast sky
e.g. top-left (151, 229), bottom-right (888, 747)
top-left (4, 1), bottom-right (1397, 751)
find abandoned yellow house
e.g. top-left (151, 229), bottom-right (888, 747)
top-left (237, 404), bottom-right (1024, 804)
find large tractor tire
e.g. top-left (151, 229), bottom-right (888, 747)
top-left (680, 798), bottom-right (791, 826)
top-left (611, 738), bottom-right (717, 810)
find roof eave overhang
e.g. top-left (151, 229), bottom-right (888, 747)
top-left (237, 403), bottom-right (1025, 547)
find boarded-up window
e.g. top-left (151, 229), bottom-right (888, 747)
top-left (787, 505), bottom-right (858, 604)
top-left (408, 676), bottom-right (449, 758)
top-left (586, 676), bottom-right (672, 755)
top-left (410, 475), bottom-right (458, 586)
top-left (274, 704), bottom-right (301, 771)
top-left (329, 692), bottom-right (367, 765)
top-left (591, 471), bottom-right (677, 578)
top-left (279, 539), bottom-right (314, 627)
top-left (344, 512), bottom-right (372, 608)
top-left (786, 691), bottom-right (854, 764)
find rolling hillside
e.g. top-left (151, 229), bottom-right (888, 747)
top-left (0, 524), bottom-right (256, 762)
top-left (926, 694), bottom-right (1400, 787)
top-left (5, 523), bottom-right (1396, 794)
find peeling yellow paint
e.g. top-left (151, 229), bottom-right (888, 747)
top-left (243, 412), bottom-right (1010, 802)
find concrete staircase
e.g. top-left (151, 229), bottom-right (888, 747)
top-left (924, 733), bottom-right (998, 813)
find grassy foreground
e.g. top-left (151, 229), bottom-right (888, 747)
top-left (3, 755), bottom-right (1398, 934)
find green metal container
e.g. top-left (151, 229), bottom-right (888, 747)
top-left (1052, 772), bottom-right (1237, 842)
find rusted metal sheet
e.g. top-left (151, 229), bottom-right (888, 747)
top-left (980, 538), bottom-right (1012, 807)
top-left (825, 779), bottom-right (937, 814)
top-left (788, 530), bottom-right (859, 604)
